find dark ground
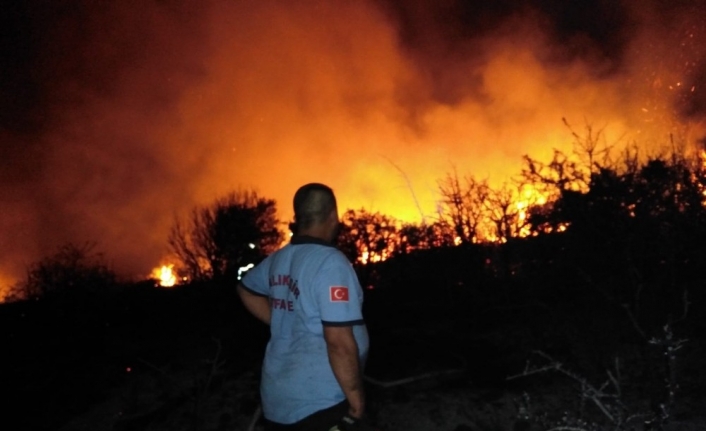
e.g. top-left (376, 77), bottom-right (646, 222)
top-left (2, 264), bottom-right (705, 431)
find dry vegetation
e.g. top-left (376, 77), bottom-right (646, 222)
top-left (5, 137), bottom-right (706, 431)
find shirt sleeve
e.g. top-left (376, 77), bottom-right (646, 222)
top-left (240, 257), bottom-right (270, 297)
top-left (315, 252), bottom-right (364, 326)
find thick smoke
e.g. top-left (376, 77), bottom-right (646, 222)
top-left (1, 0), bottom-right (704, 291)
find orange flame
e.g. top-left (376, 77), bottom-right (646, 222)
top-left (152, 265), bottom-right (177, 287)
top-left (0, 273), bottom-right (13, 303)
top-left (699, 150), bottom-right (706, 198)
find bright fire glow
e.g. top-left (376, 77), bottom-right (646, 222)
top-left (701, 150), bottom-right (706, 198)
top-left (1, 1), bottom-right (705, 283)
top-left (358, 249), bottom-right (387, 265)
top-left (152, 265), bottom-right (177, 287)
top-left (0, 273), bottom-right (13, 303)
top-left (516, 185), bottom-right (549, 237)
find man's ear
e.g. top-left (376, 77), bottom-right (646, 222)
top-left (328, 209), bottom-right (340, 237)
top-left (328, 208), bottom-right (339, 224)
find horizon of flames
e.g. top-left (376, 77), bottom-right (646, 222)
top-left (4, 146), bottom-right (706, 296)
top-left (1, 0), bottom-right (706, 297)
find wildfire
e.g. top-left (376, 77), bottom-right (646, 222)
top-left (0, 274), bottom-right (13, 303)
top-left (3, 1), bottom-right (705, 286)
top-left (515, 185), bottom-right (549, 237)
top-left (152, 265), bottom-right (177, 287)
top-left (359, 250), bottom-right (385, 265)
top-left (699, 150), bottom-right (706, 198)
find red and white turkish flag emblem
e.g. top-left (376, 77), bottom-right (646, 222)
top-left (330, 286), bottom-right (349, 302)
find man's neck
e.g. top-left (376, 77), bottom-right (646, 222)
top-left (296, 228), bottom-right (331, 243)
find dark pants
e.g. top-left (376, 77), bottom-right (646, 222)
top-left (263, 400), bottom-right (348, 431)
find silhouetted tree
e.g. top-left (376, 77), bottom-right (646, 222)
top-left (523, 141), bottom-right (706, 335)
top-left (484, 183), bottom-right (533, 242)
top-left (437, 170), bottom-right (489, 244)
top-left (12, 242), bottom-right (117, 300)
top-left (521, 123), bottom-right (615, 236)
top-left (169, 190), bottom-right (284, 282)
top-left (337, 209), bottom-right (399, 264)
top-left (395, 220), bottom-right (457, 255)
top-left (395, 223), bottom-right (425, 255)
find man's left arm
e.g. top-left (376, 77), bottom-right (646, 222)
top-left (324, 325), bottom-right (365, 418)
top-left (317, 254), bottom-right (369, 421)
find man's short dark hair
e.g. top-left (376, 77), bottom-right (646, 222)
top-left (293, 183), bottom-right (337, 231)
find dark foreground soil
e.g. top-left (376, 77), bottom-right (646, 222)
top-left (55, 364), bottom-right (706, 431)
top-left (3, 281), bottom-right (705, 431)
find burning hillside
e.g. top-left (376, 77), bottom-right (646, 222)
top-left (0, 0), bottom-right (705, 291)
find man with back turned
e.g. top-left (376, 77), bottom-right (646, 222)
top-left (237, 183), bottom-right (373, 431)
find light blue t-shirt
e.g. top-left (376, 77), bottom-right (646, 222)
top-left (241, 235), bottom-right (369, 424)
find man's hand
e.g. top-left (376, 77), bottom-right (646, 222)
top-left (331, 414), bottom-right (377, 431)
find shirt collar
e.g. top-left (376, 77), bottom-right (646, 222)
top-left (290, 235), bottom-right (336, 247)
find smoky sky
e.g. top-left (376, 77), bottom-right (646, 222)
top-left (1, 0), bottom-right (704, 289)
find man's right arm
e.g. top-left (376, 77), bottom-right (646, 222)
top-left (237, 283), bottom-right (271, 325)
